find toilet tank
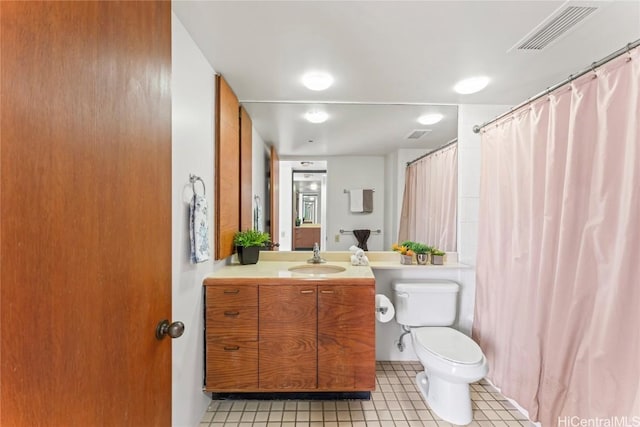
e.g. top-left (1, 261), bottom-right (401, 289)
top-left (392, 280), bottom-right (459, 327)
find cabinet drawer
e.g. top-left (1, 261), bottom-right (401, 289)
top-left (206, 306), bottom-right (258, 340)
top-left (206, 340), bottom-right (258, 391)
top-left (206, 285), bottom-right (257, 307)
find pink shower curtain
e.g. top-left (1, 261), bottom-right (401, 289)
top-left (474, 46), bottom-right (640, 425)
top-left (398, 143), bottom-right (457, 250)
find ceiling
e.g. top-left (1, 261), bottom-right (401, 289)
top-left (293, 171), bottom-right (325, 194)
top-left (173, 1), bottom-right (640, 156)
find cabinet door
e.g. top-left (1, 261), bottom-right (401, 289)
top-left (318, 285), bottom-right (376, 390)
top-left (259, 285), bottom-right (317, 390)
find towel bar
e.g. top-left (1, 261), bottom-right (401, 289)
top-left (189, 174), bottom-right (206, 196)
top-left (343, 189), bottom-right (375, 193)
top-left (339, 229), bottom-right (382, 234)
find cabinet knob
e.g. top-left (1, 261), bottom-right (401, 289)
top-left (223, 289), bottom-right (240, 294)
top-left (224, 345), bottom-right (240, 351)
top-left (300, 289), bottom-right (315, 294)
top-left (320, 290), bottom-right (335, 294)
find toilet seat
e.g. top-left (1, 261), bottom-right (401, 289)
top-left (413, 327), bottom-right (483, 365)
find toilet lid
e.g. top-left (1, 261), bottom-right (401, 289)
top-left (414, 327), bottom-right (484, 365)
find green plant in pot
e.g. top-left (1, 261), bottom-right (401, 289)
top-left (412, 243), bottom-right (432, 265)
top-left (233, 229), bottom-right (271, 265)
top-left (430, 248), bottom-right (446, 265)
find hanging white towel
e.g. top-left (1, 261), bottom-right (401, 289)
top-left (190, 194), bottom-right (210, 263)
top-left (349, 189), bottom-right (364, 213)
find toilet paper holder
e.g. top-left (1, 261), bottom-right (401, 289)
top-left (376, 306), bottom-right (388, 314)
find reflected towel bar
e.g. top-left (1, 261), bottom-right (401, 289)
top-left (339, 229), bottom-right (382, 234)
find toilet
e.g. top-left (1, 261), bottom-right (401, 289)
top-left (392, 280), bottom-right (488, 426)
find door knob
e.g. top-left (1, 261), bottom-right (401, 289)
top-left (155, 319), bottom-right (185, 340)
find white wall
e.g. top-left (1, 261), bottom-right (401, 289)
top-left (172, 13), bottom-right (226, 427)
top-left (251, 128), bottom-right (268, 232)
top-left (383, 152), bottom-right (397, 250)
top-left (457, 104), bottom-right (510, 266)
top-left (326, 156), bottom-right (386, 251)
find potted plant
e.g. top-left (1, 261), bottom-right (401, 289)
top-left (233, 229), bottom-right (271, 265)
top-left (430, 249), bottom-right (446, 265)
top-left (392, 243), bottom-right (415, 265)
top-left (411, 243), bottom-right (432, 265)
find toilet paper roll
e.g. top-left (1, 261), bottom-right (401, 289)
top-left (375, 294), bottom-right (395, 323)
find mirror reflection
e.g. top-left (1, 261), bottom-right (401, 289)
top-left (243, 103), bottom-right (458, 252)
top-left (292, 170), bottom-right (326, 251)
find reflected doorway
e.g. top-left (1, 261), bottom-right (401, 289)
top-left (292, 170), bottom-right (326, 250)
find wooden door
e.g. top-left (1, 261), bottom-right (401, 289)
top-left (318, 285), bottom-right (376, 390)
top-left (269, 146), bottom-right (280, 248)
top-left (259, 285), bottom-right (317, 390)
top-left (0, 2), bottom-right (172, 425)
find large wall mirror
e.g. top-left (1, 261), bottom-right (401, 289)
top-left (243, 102), bottom-right (458, 251)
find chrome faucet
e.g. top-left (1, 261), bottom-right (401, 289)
top-left (308, 242), bottom-right (326, 264)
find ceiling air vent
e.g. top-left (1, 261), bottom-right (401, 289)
top-left (406, 129), bottom-right (431, 140)
top-left (509, 5), bottom-right (599, 52)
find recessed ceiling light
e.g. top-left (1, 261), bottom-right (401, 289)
top-left (309, 183), bottom-right (319, 191)
top-left (454, 76), bottom-right (490, 94)
top-left (301, 72), bottom-right (334, 91)
top-left (417, 113), bottom-right (443, 125)
top-left (304, 111), bottom-right (329, 124)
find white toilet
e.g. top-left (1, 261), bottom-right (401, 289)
top-left (392, 280), bottom-right (488, 426)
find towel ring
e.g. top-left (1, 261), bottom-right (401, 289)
top-left (189, 174), bottom-right (206, 196)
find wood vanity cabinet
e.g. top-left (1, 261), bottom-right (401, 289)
top-left (204, 280), bottom-right (375, 392)
top-left (205, 285), bottom-right (258, 390)
top-left (318, 285), bottom-right (376, 390)
top-left (259, 285), bottom-right (318, 390)
top-left (293, 226), bottom-right (320, 250)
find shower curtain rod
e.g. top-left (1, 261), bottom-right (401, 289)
top-left (472, 39), bottom-right (640, 134)
top-left (406, 138), bottom-right (458, 167)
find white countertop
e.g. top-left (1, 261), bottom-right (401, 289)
top-left (203, 251), bottom-right (471, 285)
top-left (204, 260), bottom-right (375, 281)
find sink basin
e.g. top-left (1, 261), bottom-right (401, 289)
top-left (288, 264), bottom-right (347, 275)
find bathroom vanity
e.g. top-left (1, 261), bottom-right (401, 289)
top-left (292, 225), bottom-right (321, 250)
top-left (202, 260), bottom-right (376, 393)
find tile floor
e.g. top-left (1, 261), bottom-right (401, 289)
top-left (200, 361), bottom-right (534, 427)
